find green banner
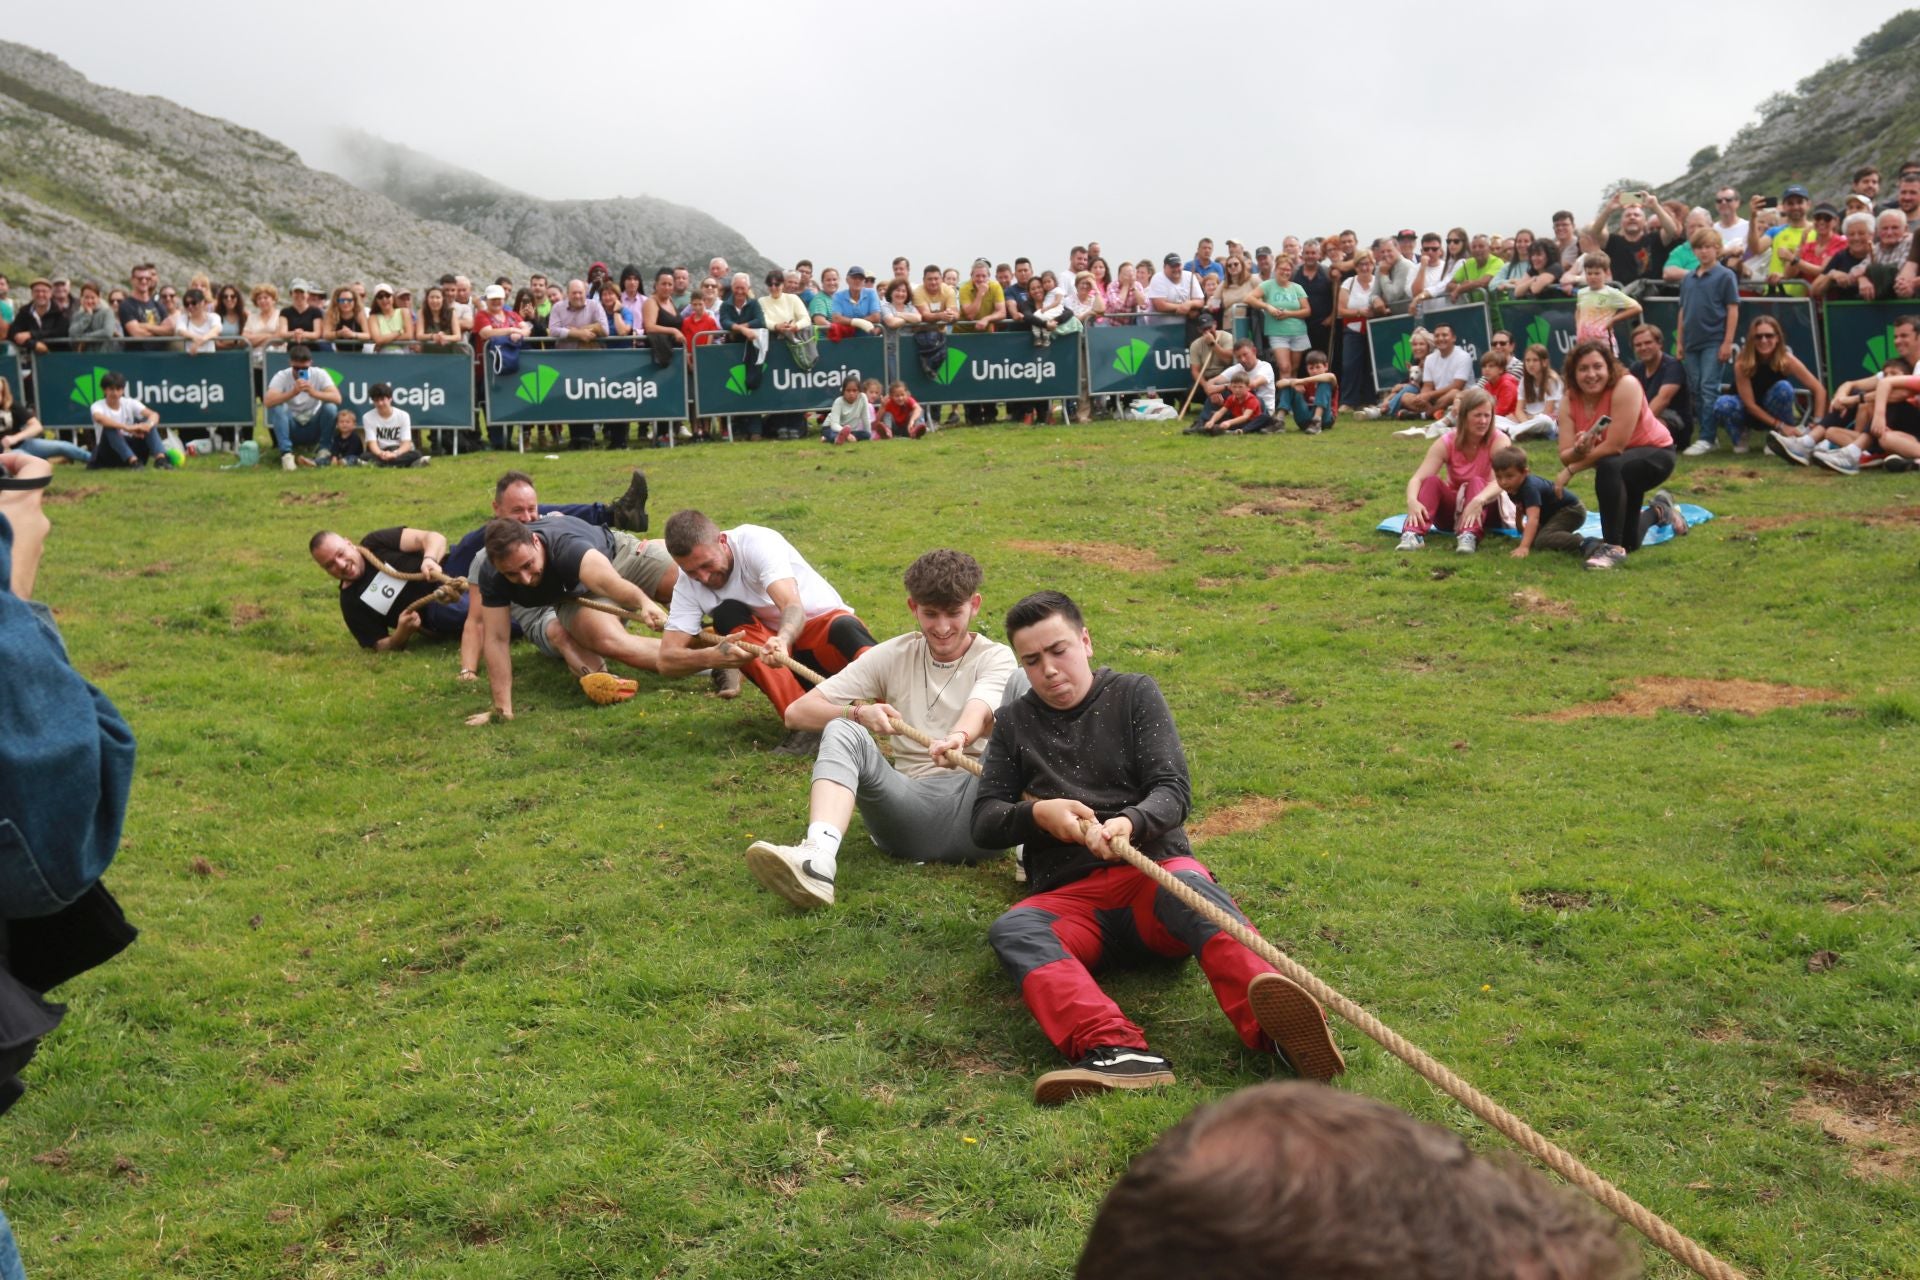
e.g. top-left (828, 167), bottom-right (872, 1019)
top-left (1823, 302), bottom-right (1914, 388)
top-left (898, 330), bottom-right (1082, 404)
top-left (1086, 323), bottom-right (1193, 395)
top-left (0, 345), bottom-right (19, 416)
top-left (1366, 303), bottom-right (1490, 391)
top-left (32, 349), bottom-right (254, 429)
top-left (1635, 297), bottom-right (1819, 382)
top-left (692, 337), bottom-right (885, 416)
top-left (265, 350), bottom-right (473, 428)
top-left (485, 347), bottom-right (688, 425)
top-left (1491, 297), bottom-right (1579, 361)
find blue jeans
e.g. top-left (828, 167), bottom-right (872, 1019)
top-left (268, 402), bottom-right (339, 455)
top-left (1278, 386), bottom-right (1333, 430)
top-left (0, 1208), bottom-right (23, 1280)
top-left (1708, 380), bottom-right (1796, 448)
top-left (1681, 349), bottom-right (1728, 445)
top-left (12, 437), bottom-right (90, 465)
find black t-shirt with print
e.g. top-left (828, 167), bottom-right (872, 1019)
top-left (339, 526), bottom-right (437, 648)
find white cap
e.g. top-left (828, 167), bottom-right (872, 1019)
top-left (484, 284), bottom-right (506, 300)
top-left (372, 281), bottom-right (395, 296)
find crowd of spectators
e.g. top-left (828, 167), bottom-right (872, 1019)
top-left (6, 161), bottom-right (1920, 463)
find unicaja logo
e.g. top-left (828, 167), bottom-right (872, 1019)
top-left (1864, 325), bottom-right (1901, 373)
top-left (516, 366), bottom-right (558, 404)
top-left (724, 365), bottom-right (751, 395)
top-left (69, 367), bottom-right (108, 408)
top-left (1111, 339), bottom-right (1150, 376)
top-left (1525, 316), bottom-right (1551, 349)
top-left (1391, 335), bottom-right (1412, 371)
top-left (933, 348), bottom-right (968, 386)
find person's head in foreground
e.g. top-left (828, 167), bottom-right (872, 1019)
top-left (902, 548), bottom-right (982, 663)
top-left (1005, 590), bottom-right (1091, 710)
top-left (1075, 1082), bottom-right (1640, 1280)
top-left (664, 509), bottom-right (729, 587)
top-left (309, 530), bottom-right (363, 582)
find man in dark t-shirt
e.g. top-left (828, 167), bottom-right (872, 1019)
top-left (280, 281), bottom-right (325, 345)
top-left (308, 526), bottom-right (451, 650)
top-left (1588, 191), bottom-right (1681, 292)
top-left (1630, 323), bottom-right (1693, 447)
top-left (973, 590), bottom-right (1343, 1106)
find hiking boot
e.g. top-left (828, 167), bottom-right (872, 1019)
top-left (1455, 532), bottom-right (1478, 554)
top-left (1814, 448), bottom-right (1861, 476)
top-left (745, 839), bottom-right (835, 909)
top-left (580, 672), bottom-right (638, 705)
top-left (1680, 439), bottom-right (1715, 457)
top-left (1033, 1046), bottom-right (1176, 1106)
top-left (710, 667), bottom-right (742, 699)
top-left (1650, 489), bottom-right (1687, 534)
top-left (1396, 531), bottom-right (1425, 551)
top-left (1247, 972), bottom-right (1345, 1081)
top-left (772, 729), bottom-right (822, 757)
top-left (609, 469), bottom-right (650, 531)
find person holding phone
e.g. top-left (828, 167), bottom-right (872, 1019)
top-left (1555, 341), bottom-right (1684, 570)
top-left (261, 343), bottom-right (343, 470)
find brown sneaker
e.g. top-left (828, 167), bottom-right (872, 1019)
top-left (1248, 972), bottom-right (1345, 1080)
top-left (1033, 1046), bottom-right (1175, 1106)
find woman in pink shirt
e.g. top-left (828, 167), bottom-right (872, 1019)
top-left (1555, 340), bottom-right (1685, 569)
top-left (1104, 262), bottom-right (1148, 324)
top-left (1397, 387), bottom-right (1512, 553)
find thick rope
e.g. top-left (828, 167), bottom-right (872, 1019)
top-left (883, 706), bottom-right (1742, 1278)
top-left (355, 544), bottom-right (470, 620)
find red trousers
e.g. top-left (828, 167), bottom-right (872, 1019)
top-left (987, 857), bottom-right (1277, 1060)
top-left (1405, 475), bottom-right (1485, 536)
top-left (726, 609), bottom-right (873, 716)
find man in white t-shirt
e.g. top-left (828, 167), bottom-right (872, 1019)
top-left (1145, 254), bottom-right (1204, 326)
top-left (87, 370), bottom-right (171, 470)
top-left (1401, 323), bottom-right (1475, 418)
top-left (1712, 186), bottom-right (1750, 259)
top-left (657, 510), bottom-right (878, 753)
top-left (1201, 340), bottom-right (1277, 420)
top-left (744, 549), bottom-right (1024, 908)
top-left (361, 382), bottom-right (427, 468)
top-left (262, 343), bottom-right (343, 469)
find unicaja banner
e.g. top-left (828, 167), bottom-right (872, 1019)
top-left (264, 351), bottom-right (474, 428)
top-left (898, 331), bottom-right (1082, 405)
top-left (692, 337), bottom-right (885, 416)
top-left (485, 348), bottom-right (688, 425)
top-left (1638, 298), bottom-right (1821, 383)
top-left (1086, 325), bottom-right (1192, 395)
top-left (1366, 303), bottom-right (1490, 392)
top-left (1821, 301), bottom-right (1915, 390)
top-left (1492, 298), bottom-right (1579, 361)
top-left (32, 349), bottom-right (254, 429)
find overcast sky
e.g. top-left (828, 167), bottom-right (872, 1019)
top-left (12, 1), bottom-right (1912, 274)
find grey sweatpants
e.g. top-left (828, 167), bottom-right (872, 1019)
top-left (812, 669), bottom-right (1029, 864)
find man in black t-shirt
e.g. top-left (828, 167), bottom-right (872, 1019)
top-left (1629, 323), bottom-right (1693, 448)
top-left (309, 526), bottom-right (451, 650)
top-left (469, 516), bottom-right (680, 723)
top-left (1587, 191), bottom-right (1682, 294)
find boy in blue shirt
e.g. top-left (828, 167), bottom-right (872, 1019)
top-left (1493, 445), bottom-right (1590, 558)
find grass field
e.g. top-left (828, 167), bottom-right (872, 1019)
top-left (4, 414), bottom-right (1917, 1279)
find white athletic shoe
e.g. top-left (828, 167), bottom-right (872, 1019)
top-left (1455, 532), bottom-right (1478, 554)
top-left (1681, 440), bottom-right (1715, 457)
top-left (1393, 425), bottom-right (1428, 438)
top-left (745, 839), bottom-right (835, 909)
top-left (281, 452), bottom-right (297, 471)
top-left (1396, 531), bottom-right (1425, 551)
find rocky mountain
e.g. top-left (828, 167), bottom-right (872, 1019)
top-left (1663, 10), bottom-right (1920, 206)
top-left (0, 41), bottom-right (532, 290)
top-left (330, 132), bottom-right (779, 284)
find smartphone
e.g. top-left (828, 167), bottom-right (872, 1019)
top-left (295, 368), bottom-right (309, 381)
top-left (1761, 197), bottom-right (1779, 210)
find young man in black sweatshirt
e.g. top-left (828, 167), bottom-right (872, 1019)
top-left (972, 590), bottom-right (1344, 1104)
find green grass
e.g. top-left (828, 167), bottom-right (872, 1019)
top-left (6, 416), bottom-right (1918, 1278)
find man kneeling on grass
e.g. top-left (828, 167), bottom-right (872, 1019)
top-left (745, 549), bottom-right (1021, 909)
top-left (973, 591), bottom-right (1343, 1105)
top-left (469, 516), bottom-right (677, 724)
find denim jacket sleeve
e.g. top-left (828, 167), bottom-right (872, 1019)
top-left (0, 515), bottom-right (135, 918)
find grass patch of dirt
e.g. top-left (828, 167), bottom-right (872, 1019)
top-left (1510, 588), bottom-right (1577, 619)
top-left (277, 490), bottom-right (346, 507)
top-left (1003, 540), bottom-right (1167, 573)
top-left (1539, 677), bottom-right (1843, 722)
top-left (1188, 795), bottom-right (1287, 842)
top-left (1519, 889), bottom-right (1593, 911)
top-left (231, 603), bottom-right (268, 628)
top-left (1791, 1065), bottom-right (1920, 1181)
top-left (43, 484), bottom-right (104, 505)
top-left (1223, 483), bottom-right (1365, 518)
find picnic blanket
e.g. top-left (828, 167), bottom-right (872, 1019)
top-left (1376, 504), bottom-right (1714, 548)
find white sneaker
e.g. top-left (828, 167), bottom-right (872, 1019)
top-left (678, 423), bottom-right (693, 439)
top-left (1356, 405), bottom-right (1382, 420)
top-left (1681, 440), bottom-right (1715, 457)
top-left (281, 452), bottom-right (297, 471)
top-left (1393, 425), bottom-right (1427, 437)
top-left (745, 839), bottom-right (835, 909)
top-left (1396, 531), bottom-right (1424, 551)
top-left (1456, 532), bottom-right (1478, 554)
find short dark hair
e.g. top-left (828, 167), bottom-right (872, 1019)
top-left (307, 529), bottom-right (337, 553)
top-left (795, 259), bottom-right (813, 271)
top-left (100, 371), bottom-right (126, 391)
top-left (493, 470), bottom-right (534, 500)
top-left (1076, 1083), bottom-right (1637, 1280)
top-left (1005, 590), bottom-right (1084, 639)
top-left (1897, 315), bottom-right (1920, 335)
top-left (1855, 165), bottom-right (1880, 182)
top-left (1305, 349), bottom-right (1328, 368)
top-left (903, 549), bottom-right (983, 608)
top-left (1562, 339), bottom-right (1628, 394)
top-left (663, 509), bottom-right (721, 558)
top-left (1492, 445), bottom-right (1530, 472)
top-left (369, 381), bottom-right (393, 400)
top-left (287, 343), bottom-right (312, 363)
top-left (482, 518), bottom-right (536, 565)
top-left (765, 269), bottom-right (784, 288)
top-left (1552, 209), bottom-right (1575, 223)
top-left (1629, 323), bottom-right (1664, 349)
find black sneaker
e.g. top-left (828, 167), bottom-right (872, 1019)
top-left (772, 729), bottom-right (822, 757)
top-left (1887, 455), bottom-right (1915, 474)
top-left (1033, 1046), bottom-right (1176, 1105)
top-left (609, 469), bottom-right (650, 531)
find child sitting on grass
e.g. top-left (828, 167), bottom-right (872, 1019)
top-left (320, 409), bottom-right (363, 466)
top-left (823, 375), bottom-right (872, 444)
top-left (1276, 350), bottom-right (1337, 433)
top-left (863, 378), bottom-right (893, 439)
top-left (1195, 372), bottom-right (1267, 435)
top-left (882, 381), bottom-right (931, 438)
top-left (1491, 445), bottom-right (1587, 558)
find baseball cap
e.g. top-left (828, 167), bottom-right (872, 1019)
top-left (1812, 202), bottom-right (1839, 219)
top-left (1846, 192), bottom-right (1874, 208)
top-left (1397, 228), bottom-right (1418, 239)
top-left (1254, 245), bottom-right (1272, 256)
top-left (1196, 312), bottom-right (1217, 329)
top-left (846, 265), bottom-right (868, 279)
top-left (290, 278), bottom-right (312, 293)
top-left (1163, 252), bottom-right (1182, 265)
top-left (373, 281), bottom-right (395, 296)
top-left (1782, 184), bottom-right (1810, 200)
top-left (484, 284), bottom-right (506, 301)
